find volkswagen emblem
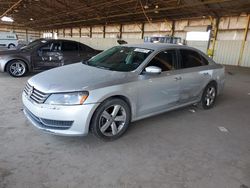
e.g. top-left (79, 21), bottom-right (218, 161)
top-left (27, 86), bottom-right (34, 97)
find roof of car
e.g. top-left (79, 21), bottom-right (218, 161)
top-left (42, 39), bottom-right (80, 42)
top-left (123, 43), bottom-right (192, 51)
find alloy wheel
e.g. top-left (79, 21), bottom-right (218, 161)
top-left (99, 105), bottom-right (127, 137)
top-left (205, 86), bottom-right (216, 106)
top-left (9, 61), bottom-right (26, 76)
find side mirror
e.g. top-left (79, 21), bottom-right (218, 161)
top-left (145, 66), bottom-right (162, 74)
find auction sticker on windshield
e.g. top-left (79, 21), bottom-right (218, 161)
top-left (134, 48), bottom-right (151, 53)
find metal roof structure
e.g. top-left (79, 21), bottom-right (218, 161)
top-left (0, 0), bottom-right (250, 29)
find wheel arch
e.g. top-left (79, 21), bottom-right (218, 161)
top-left (4, 59), bottom-right (29, 72)
top-left (88, 94), bottom-right (134, 133)
top-left (100, 95), bottom-right (132, 117)
top-left (206, 80), bottom-right (218, 89)
top-left (8, 43), bottom-right (16, 48)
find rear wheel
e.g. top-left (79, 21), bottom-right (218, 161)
top-left (200, 82), bottom-right (217, 109)
top-left (91, 98), bottom-right (131, 141)
top-left (7, 60), bottom-right (28, 77)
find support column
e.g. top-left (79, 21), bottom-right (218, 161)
top-left (89, 26), bottom-right (92, 38)
top-left (119, 24), bottom-right (122, 39)
top-left (70, 28), bottom-right (73, 37)
top-left (208, 17), bottom-right (219, 58)
top-left (141, 23), bottom-right (145, 39)
top-left (25, 29), bottom-right (28, 42)
top-left (103, 25), bottom-right (106, 38)
top-left (238, 15), bottom-right (250, 66)
top-left (171, 20), bottom-right (175, 36)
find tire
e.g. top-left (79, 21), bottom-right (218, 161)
top-left (90, 98), bottom-right (131, 141)
top-left (6, 60), bottom-right (28, 77)
top-left (8, 44), bottom-right (15, 49)
top-left (200, 82), bottom-right (217, 109)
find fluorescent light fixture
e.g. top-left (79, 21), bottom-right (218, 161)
top-left (1, 16), bottom-right (14, 22)
top-left (186, 31), bottom-right (211, 41)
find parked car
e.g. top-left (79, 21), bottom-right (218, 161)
top-left (22, 43), bottom-right (225, 141)
top-left (0, 32), bottom-right (18, 48)
top-left (0, 39), bottom-right (101, 77)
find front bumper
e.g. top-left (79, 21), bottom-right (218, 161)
top-left (22, 92), bottom-right (99, 136)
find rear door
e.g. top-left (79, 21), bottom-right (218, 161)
top-left (177, 49), bottom-right (211, 104)
top-left (61, 41), bottom-right (81, 64)
top-left (32, 41), bottom-right (63, 70)
top-left (137, 49), bottom-right (181, 117)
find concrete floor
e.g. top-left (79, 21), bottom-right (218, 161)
top-left (0, 66), bottom-right (250, 188)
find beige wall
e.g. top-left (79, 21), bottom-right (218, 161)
top-left (59, 36), bottom-right (143, 50)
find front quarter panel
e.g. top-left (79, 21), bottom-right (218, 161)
top-left (85, 82), bottom-right (138, 121)
top-left (0, 54), bottom-right (31, 72)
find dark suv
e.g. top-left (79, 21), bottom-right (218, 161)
top-left (0, 39), bottom-right (101, 77)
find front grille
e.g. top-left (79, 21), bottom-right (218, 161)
top-left (24, 108), bottom-right (73, 130)
top-left (24, 83), bottom-right (49, 104)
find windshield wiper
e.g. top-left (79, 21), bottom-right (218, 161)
top-left (95, 65), bottom-right (110, 70)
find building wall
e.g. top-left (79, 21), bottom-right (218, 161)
top-left (0, 26), bottom-right (40, 42)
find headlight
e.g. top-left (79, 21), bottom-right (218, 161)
top-left (44, 91), bottom-right (88, 105)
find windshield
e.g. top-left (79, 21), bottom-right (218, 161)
top-left (86, 46), bottom-right (153, 72)
top-left (20, 39), bottom-right (47, 51)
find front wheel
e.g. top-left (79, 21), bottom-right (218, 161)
top-left (200, 82), bottom-right (217, 109)
top-left (7, 60), bottom-right (28, 77)
top-left (90, 98), bottom-right (131, 141)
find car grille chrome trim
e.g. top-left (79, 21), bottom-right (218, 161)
top-left (24, 82), bottom-right (49, 104)
top-left (24, 108), bottom-right (73, 130)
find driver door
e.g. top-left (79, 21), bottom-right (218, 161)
top-left (32, 41), bottom-right (63, 71)
top-left (137, 50), bottom-right (181, 117)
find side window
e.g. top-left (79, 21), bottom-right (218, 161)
top-left (38, 42), bottom-right (61, 53)
top-left (62, 41), bottom-right (78, 51)
top-left (39, 42), bottom-right (52, 53)
top-left (180, 49), bottom-right (204, 68)
top-left (146, 50), bottom-right (177, 72)
top-left (79, 44), bottom-right (93, 52)
top-left (38, 42), bottom-right (52, 56)
top-left (50, 42), bottom-right (61, 52)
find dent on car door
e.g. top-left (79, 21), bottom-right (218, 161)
top-left (32, 41), bottom-right (63, 70)
top-left (137, 50), bottom-right (181, 117)
top-left (178, 49), bottom-right (210, 103)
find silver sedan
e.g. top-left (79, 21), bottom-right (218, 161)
top-left (22, 43), bottom-right (225, 141)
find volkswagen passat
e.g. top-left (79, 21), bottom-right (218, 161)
top-left (22, 44), bottom-right (225, 141)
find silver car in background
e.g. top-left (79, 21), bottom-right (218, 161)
top-left (22, 43), bottom-right (225, 141)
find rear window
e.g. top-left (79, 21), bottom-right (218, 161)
top-left (180, 49), bottom-right (207, 68)
top-left (62, 41), bottom-right (78, 51)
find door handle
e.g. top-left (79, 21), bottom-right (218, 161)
top-left (174, 76), bottom-right (182, 81)
top-left (203, 72), bottom-right (209, 76)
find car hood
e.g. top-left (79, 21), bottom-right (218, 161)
top-left (28, 63), bottom-right (136, 93)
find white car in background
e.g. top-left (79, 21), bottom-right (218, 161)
top-left (0, 32), bottom-right (18, 49)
